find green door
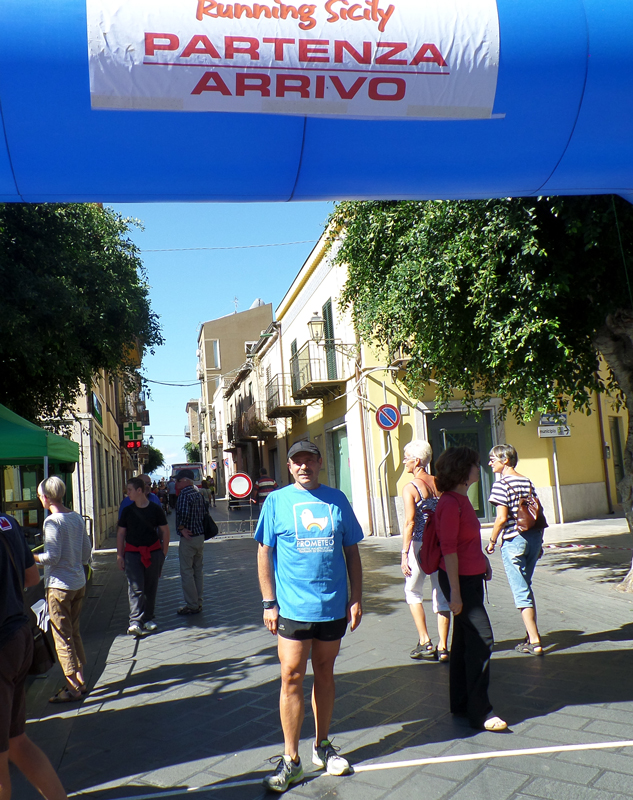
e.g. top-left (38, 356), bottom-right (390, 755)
top-left (331, 427), bottom-right (352, 503)
top-left (426, 411), bottom-right (494, 521)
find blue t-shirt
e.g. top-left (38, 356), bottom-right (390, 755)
top-left (254, 483), bottom-right (363, 622)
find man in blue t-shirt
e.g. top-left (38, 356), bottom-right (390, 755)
top-left (255, 441), bottom-right (363, 793)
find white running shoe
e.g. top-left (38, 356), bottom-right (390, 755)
top-left (262, 755), bottom-right (303, 792)
top-left (312, 740), bottom-right (351, 776)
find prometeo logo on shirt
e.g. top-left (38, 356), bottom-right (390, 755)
top-left (293, 502), bottom-right (334, 552)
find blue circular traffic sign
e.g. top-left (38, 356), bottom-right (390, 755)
top-left (376, 404), bottom-right (401, 431)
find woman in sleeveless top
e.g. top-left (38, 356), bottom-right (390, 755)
top-left (485, 444), bottom-right (547, 655)
top-left (401, 440), bottom-right (450, 662)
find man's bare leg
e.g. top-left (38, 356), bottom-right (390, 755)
top-left (310, 639), bottom-right (341, 745)
top-left (1, 734), bottom-right (67, 800)
top-left (277, 637), bottom-right (311, 761)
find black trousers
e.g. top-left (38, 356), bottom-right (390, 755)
top-left (124, 550), bottom-right (165, 626)
top-left (438, 569), bottom-right (493, 728)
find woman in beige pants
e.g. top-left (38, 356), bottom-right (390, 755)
top-left (34, 477), bottom-right (92, 703)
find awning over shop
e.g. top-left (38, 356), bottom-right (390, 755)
top-left (0, 403), bottom-right (79, 466)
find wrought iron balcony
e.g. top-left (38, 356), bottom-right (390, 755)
top-left (266, 374), bottom-right (306, 419)
top-left (289, 341), bottom-right (347, 400)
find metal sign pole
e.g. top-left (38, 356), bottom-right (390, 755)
top-left (552, 438), bottom-right (564, 525)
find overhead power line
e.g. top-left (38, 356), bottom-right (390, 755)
top-left (142, 239), bottom-right (318, 253)
top-left (145, 378), bottom-right (199, 387)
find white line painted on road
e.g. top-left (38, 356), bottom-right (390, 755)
top-left (70, 740), bottom-right (633, 799)
top-left (354, 739), bottom-right (633, 772)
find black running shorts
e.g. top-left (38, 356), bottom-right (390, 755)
top-left (277, 616), bottom-right (348, 642)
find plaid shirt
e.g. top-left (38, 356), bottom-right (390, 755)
top-left (176, 485), bottom-right (206, 536)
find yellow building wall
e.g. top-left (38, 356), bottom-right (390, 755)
top-left (359, 336), bottom-right (628, 524)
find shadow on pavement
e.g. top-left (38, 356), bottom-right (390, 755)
top-left (24, 643), bottom-right (633, 797)
top-left (541, 531), bottom-right (633, 585)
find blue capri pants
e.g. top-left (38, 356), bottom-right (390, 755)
top-left (500, 530), bottom-right (544, 609)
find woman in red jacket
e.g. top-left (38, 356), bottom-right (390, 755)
top-left (434, 446), bottom-right (507, 732)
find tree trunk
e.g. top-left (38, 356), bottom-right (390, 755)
top-left (594, 310), bottom-right (633, 591)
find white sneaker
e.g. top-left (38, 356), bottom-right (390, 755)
top-left (312, 740), bottom-right (351, 776)
top-left (127, 623), bottom-right (144, 637)
top-left (143, 621), bottom-right (158, 632)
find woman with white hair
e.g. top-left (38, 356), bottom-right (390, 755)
top-left (401, 440), bottom-right (451, 661)
top-left (33, 476), bottom-right (92, 702)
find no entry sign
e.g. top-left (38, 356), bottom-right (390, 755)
top-left (228, 472), bottom-right (253, 498)
top-left (376, 404), bottom-right (401, 431)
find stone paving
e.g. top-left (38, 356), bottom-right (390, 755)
top-left (13, 513), bottom-right (633, 800)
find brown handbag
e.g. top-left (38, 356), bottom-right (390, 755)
top-left (516, 492), bottom-right (541, 532)
top-left (501, 478), bottom-right (546, 532)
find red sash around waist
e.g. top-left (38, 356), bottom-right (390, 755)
top-left (125, 539), bottom-right (162, 568)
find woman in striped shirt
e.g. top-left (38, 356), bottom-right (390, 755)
top-left (485, 444), bottom-right (547, 655)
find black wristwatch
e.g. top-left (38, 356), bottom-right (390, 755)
top-left (262, 599), bottom-right (278, 610)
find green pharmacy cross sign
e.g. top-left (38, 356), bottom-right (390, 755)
top-left (123, 421), bottom-right (143, 441)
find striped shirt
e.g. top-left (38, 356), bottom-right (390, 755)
top-left (488, 475), bottom-right (539, 541)
top-left (253, 476), bottom-right (278, 504)
top-left (39, 511), bottom-right (92, 591)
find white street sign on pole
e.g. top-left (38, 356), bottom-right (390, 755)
top-left (538, 425), bottom-right (571, 438)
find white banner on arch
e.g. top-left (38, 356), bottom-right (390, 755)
top-left (87, 0), bottom-right (500, 120)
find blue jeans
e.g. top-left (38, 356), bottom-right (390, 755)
top-left (500, 531), bottom-right (544, 609)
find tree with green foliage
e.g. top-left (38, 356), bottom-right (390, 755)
top-left (184, 441), bottom-right (201, 463)
top-left (144, 445), bottom-right (165, 475)
top-left (0, 204), bottom-right (163, 422)
top-left (330, 196), bottom-right (633, 588)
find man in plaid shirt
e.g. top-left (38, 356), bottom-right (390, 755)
top-left (175, 469), bottom-right (207, 615)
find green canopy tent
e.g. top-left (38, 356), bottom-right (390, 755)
top-left (0, 403), bottom-right (79, 468)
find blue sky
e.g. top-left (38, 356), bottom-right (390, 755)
top-left (109, 202), bottom-right (333, 477)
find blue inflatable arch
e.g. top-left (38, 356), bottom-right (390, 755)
top-left (0, 0), bottom-right (632, 203)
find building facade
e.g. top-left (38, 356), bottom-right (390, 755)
top-left (211, 230), bottom-right (628, 535)
top-left (197, 301), bottom-right (273, 495)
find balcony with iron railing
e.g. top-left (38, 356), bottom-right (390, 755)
top-left (232, 403), bottom-right (276, 442)
top-left (244, 402), bottom-right (276, 438)
top-left (266, 374), bottom-right (307, 419)
top-left (226, 421), bottom-right (236, 450)
top-left (289, 341), bottom-right (348, 400)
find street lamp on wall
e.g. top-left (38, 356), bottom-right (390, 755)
top-left (307, 312), bottom-right (325, 344)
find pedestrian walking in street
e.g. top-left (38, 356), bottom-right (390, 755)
top-left (167, 478), bottom-right (177, 511)
top-left (207, 475), bottom-right (216, 507)
top-left (256, 441), bottom-right (363, 793)
top-left (251, 468), bottom-right (278, 506)
top-left (434, 446), bottom-right (507, 732)
top-left (118, 474), bottom-right (161, 518)
top-left (400, 441), bottom-right (450, 662)
top-left (32, 477), bottom-right (92, 703)
top-left (199, 480), bottom-right (212, 512)
top-left (0, 511), bottom-right (69, 800)
top-left (117, 477), bottom-right (170, 637)
top-left (486, 444), bottom-right (547, 655)
top-left (175, 470), bottom-right (206, 616)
